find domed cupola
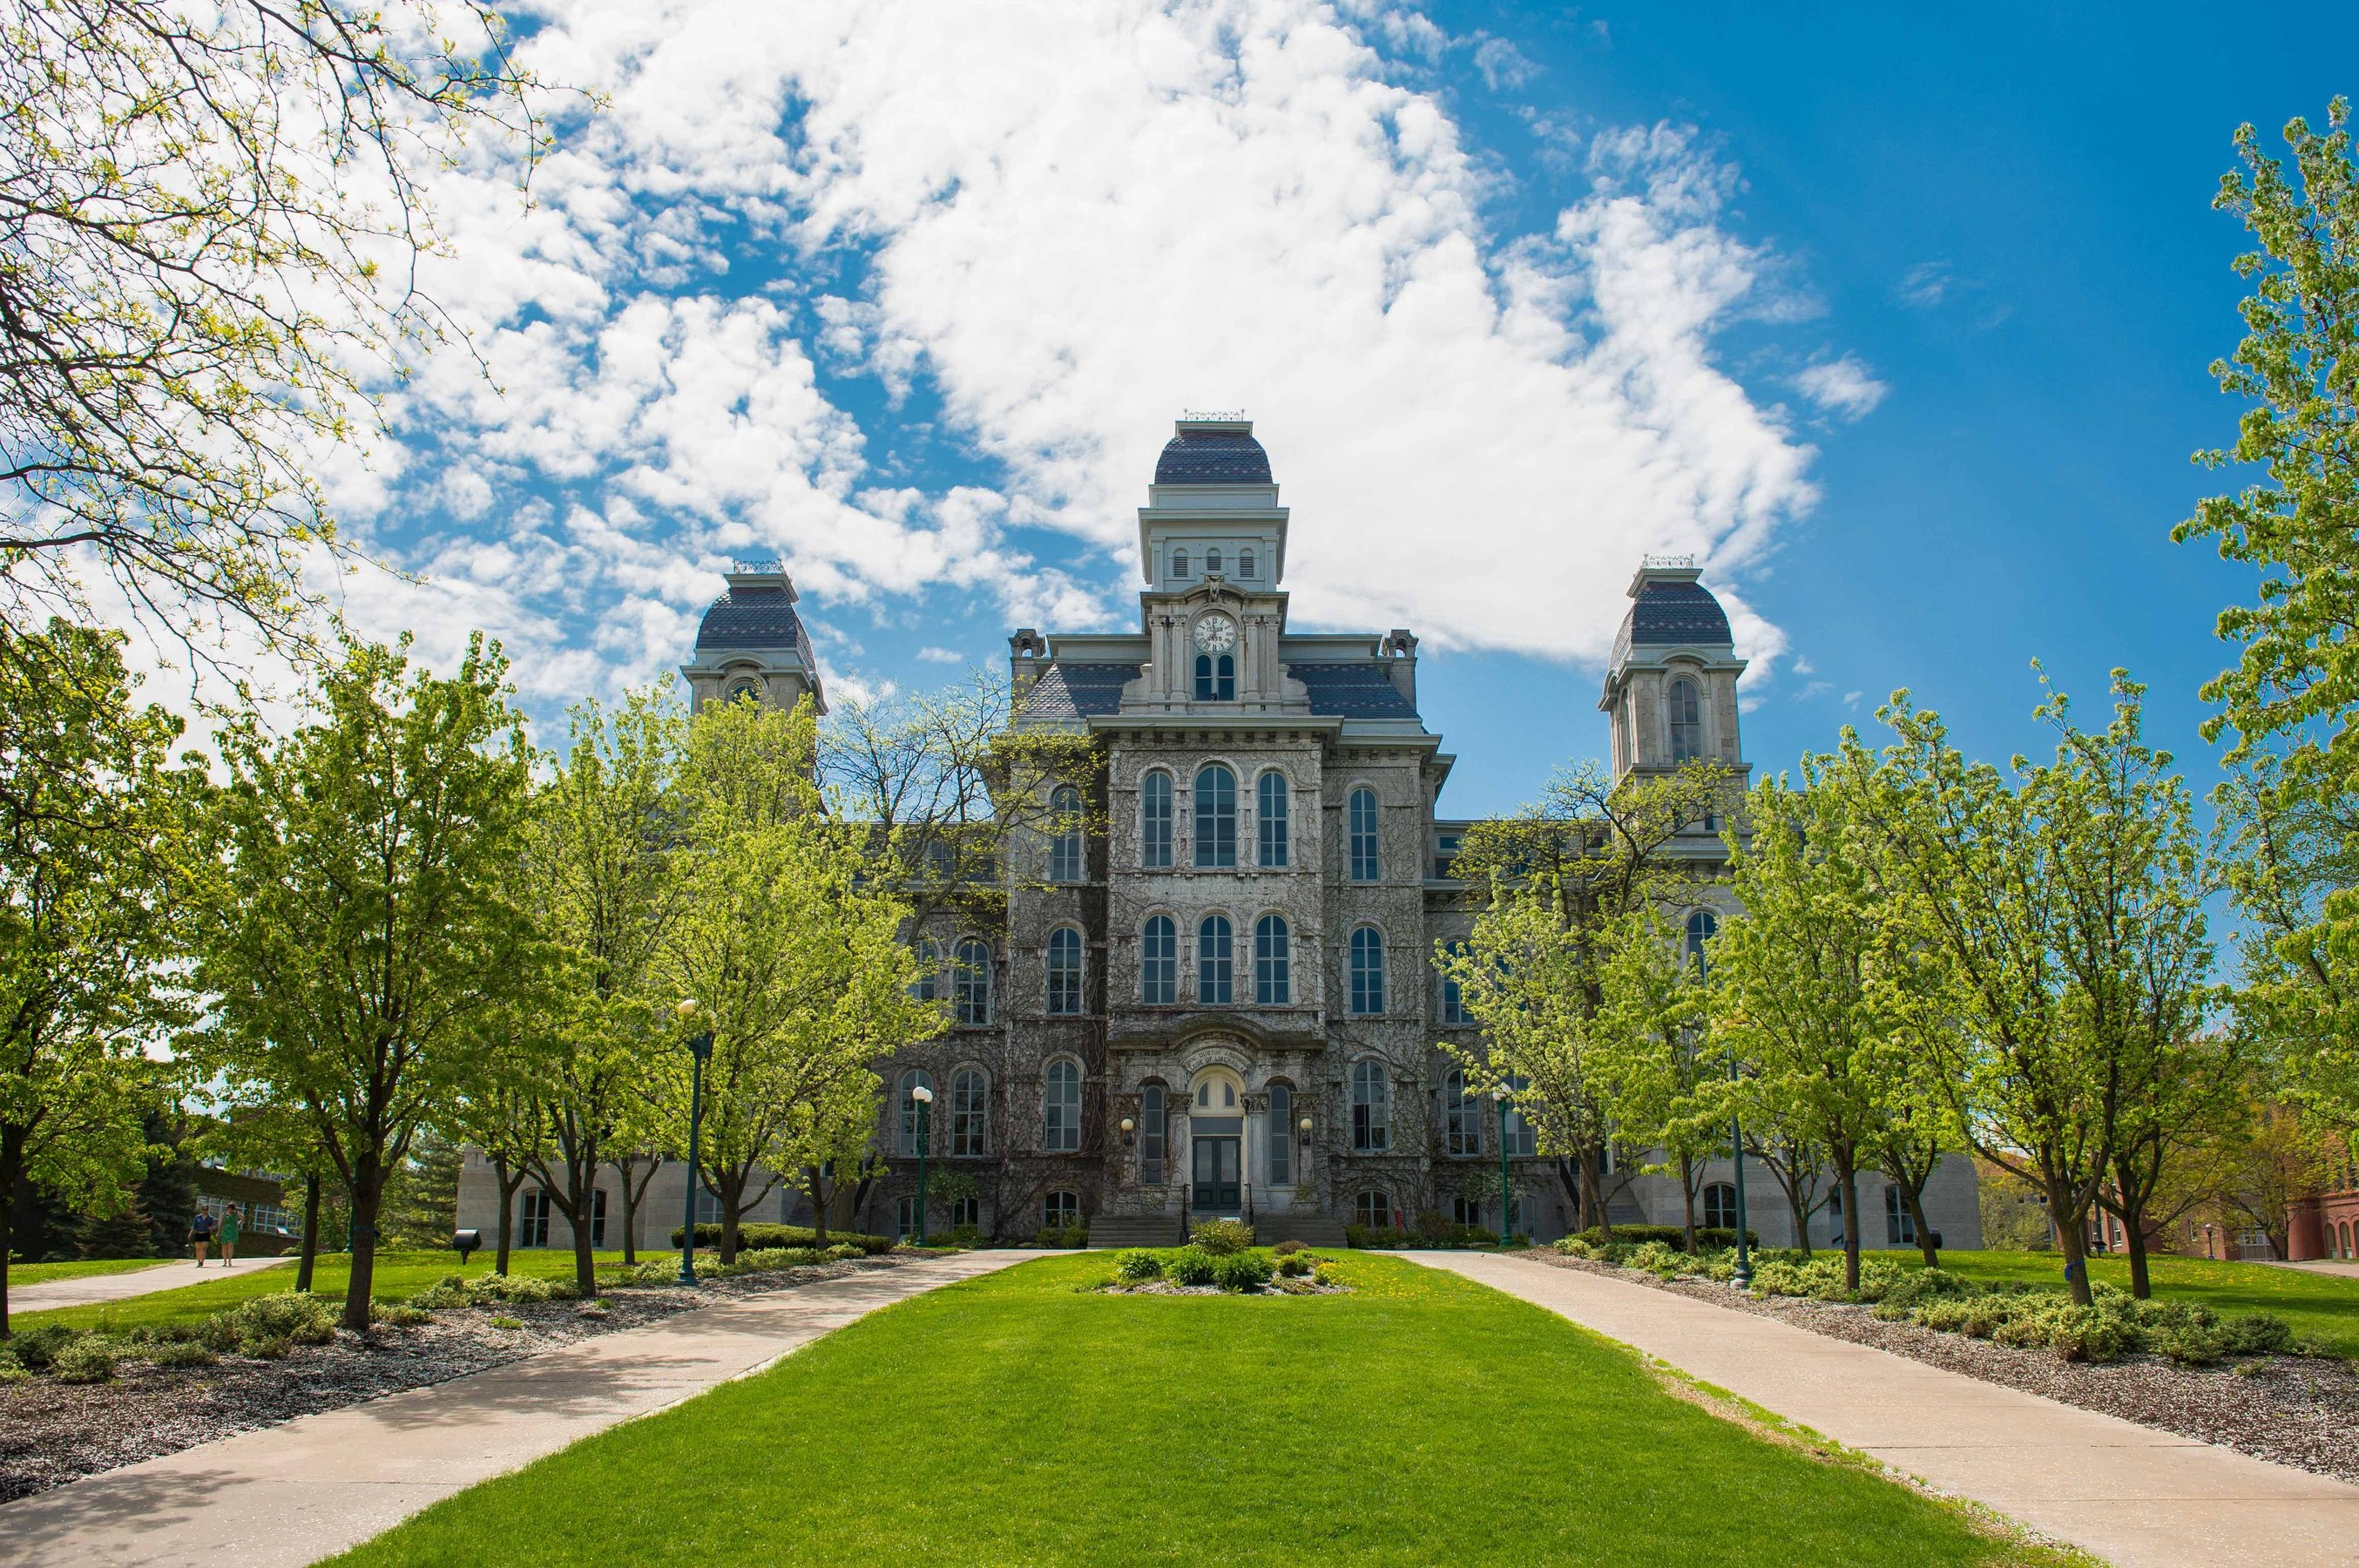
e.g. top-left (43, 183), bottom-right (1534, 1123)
top-left (680, 561), bottom-right (825, 714)
top-left (1153, 419), bottom-right (1273, 484)
top-left (1600, 557), bottom-right (1747, 789)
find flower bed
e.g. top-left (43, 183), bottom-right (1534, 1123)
top-left (1094, 1241), bottom-right (1347, 1296)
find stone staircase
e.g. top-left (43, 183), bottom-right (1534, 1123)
top-left (1254, 1213), bottom-right (1347, 1247)
top-left (1090, 1213), bottom-right (1187, 1248)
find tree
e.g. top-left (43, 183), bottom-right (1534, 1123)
top-left (656, 695), bottom-right (929, 1262)
top-left (1446, 760), bottom-right (1733, 1233)
top-left (196, 632), bottom-right (537, 1328)
top-left (450, 1049), bottom-right (544, 1277)
top-left (0, 0), bottom-right (542, 649)
top-left (1591, 909), bottom-right (1718, 1253)
top-left (0, 621), bottom-right (196, 1334)
top-left (380, 1133), bottom-right (463, 1248)
top-left (2215, 1098), bottom-right (2347, 1260)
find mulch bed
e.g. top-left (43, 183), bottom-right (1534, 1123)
top-left (1523, 1249), bottom-right (2359, 1484)
top-left (0, 1254), bottom-right (913, 1504)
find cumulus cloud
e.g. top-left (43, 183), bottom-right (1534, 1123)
top-left (1792, 355), bottom-right (1888, 422)
top-left (318, 0), bottom-right (1854, 710)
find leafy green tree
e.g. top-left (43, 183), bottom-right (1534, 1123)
top-left (0, 0), bottom-right (541, 647)
top-left (1592, 909), bottom-right (1719, 1253)
top-left (196, 632), bottom-right (538, 1328)
top-left (0, 621), bottom-right (196, 1334)
top-left (381, 1133), bottom-right (463, 1249)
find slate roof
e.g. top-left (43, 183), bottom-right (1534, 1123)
top-left (694, 585), bottom-right (808, 658)
top-left (1020, 662), bottom-right (1140, 720)
top-left (1612, 579), bottom-right (1732, 666)
top-left (1153, 429), bottom-right (1273, 484)
top-left (1287, 662), bottom-right (1420, 720)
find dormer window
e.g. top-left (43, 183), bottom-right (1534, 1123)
top-left (1239, 549), bottom-right (1255, 579)
top-left (1172, 549), bottom-right (1189, 579)
top-left (1206, 548), bottom-right (1222, 576)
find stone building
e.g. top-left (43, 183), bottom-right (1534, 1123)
top-left (456, 414), bottom-right (1980, 1254)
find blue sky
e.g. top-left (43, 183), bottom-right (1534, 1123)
top-left (321, 2), bottom-right (2353, 818)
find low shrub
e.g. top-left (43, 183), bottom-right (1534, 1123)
top-left (1343, 1224), bottom-right (1403, 1250)
top-left (1113, 1249), bottom-right (1164, 1282)
top-left (1274, 1252), bottom-right (1321, 1278)
top-left (371, 1301), bottom-right (435, 1328)
top-left (668, 1223), bottom-right (894, 1256)
top-left (727, 1247), bottom-right (822, 1274)
top-left (489, 1315), bottom-right (525, 1330)
top-left (51, 1336), bottom-right (117, 1383)
top-left (202, 1292), bottom-right (339, 1355)
top-left (145, 1339), bottom-right (220, 1369)
top-left (939, 1225), bottom-right (984, 1249)
top-left (1190, 1218), bottom-right (1253, 1256)
top-left (1213, 1253), bottom-right (1273, 1293)
top-left (243, 1335), bottom-right (294, 1361)
top-left (1032, 1223), bottom-right (1088, 1249)
top-left (1572, 1224), bottom-right (1761, 1252)
top-left (413, 1272), bottom-right (576, 1308)
top-left (2, 1323), bottom-right (73, 1371)
top-left (1271, 1239), bottom-right (1305, 1257)
top-left (1164, 1246), bottom-right (1218, 1287)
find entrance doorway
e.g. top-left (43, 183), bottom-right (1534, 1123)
top-left (1191, 1116), bottom-right (1242, 1213)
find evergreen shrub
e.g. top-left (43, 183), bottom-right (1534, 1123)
top-left (1113, 1249), bottom-right (1163, 1282)
top-left (1190, 1219), bottom-right (1252, 1255)
top-left (1164, 1246), bottom-right (1218, 1286)
top-left (1213, 1253), bottom-right (1273, 1292)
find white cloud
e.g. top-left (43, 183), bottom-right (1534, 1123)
top-left (1470, 35), bottom-right (1540, 91)
top-left (1792, 355), bottom-right (1888, 422)
top-left (916, 645), bottom-right (966, 663)
top-left (338, 0), bottom-right (1849, 706)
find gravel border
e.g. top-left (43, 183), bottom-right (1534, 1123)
top-left (0, 1254), bottom-right (920, 1503)
top-left (1522, 1249), bottom-right (2359, 1484)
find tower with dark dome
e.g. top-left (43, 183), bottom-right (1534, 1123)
top-left (679, 560), bottom-right (825, 716)
top-left (1600, 557), bottom-right (1747, 793)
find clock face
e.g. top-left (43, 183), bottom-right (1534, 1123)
top-left (1193, 614), bottom-right (1237, 654)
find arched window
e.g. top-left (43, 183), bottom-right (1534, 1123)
top-left (1140, 771), bottom-right (1173, 868)
top-left (1254, 915), bottom-right (1290, 1005)
top-left (950, 1067), bottom-right (989, 1157)
top-left (896, 1069), bottom-right (934, 1157)
top-left (953, 939), bottom-right (992, 1026)
top-left (1349, 926), bottom-right (1385, 1016)
top-left (726, 676), bottom-right (762, 705)
top-left (895, 1193), bottom-right (923, 1241)
top-left (1703, 1182), bottom-right (1737, 1231)
top-left (1257, 771), bottom-right (1289, 867)
top-left (1685, 909), bottom-right (1718, 983)
top-left (1669, 678), bottom-right (1704, 762)
top-left (1438, 939), bottom-right (1470, 1024)
top-left (1351, 1059), bottom-right (1390, 1152)
top-left (1193, 652), bottom-right (1235, 701)
top-left (1442, 1068), bottom-right (1479, 1157)
top-left (910, 936), bottom-right (942, 1003)
top-left (1045, 927), bottom-right (1083, 1016)
top-left (1348, 787), bottom-right (1381, 882)
top-left (1885, 1185), bottom-right (1916, 1245)
top-left (1048, 785), bottom-right (1084, 882)
top-left (1140, 915), bottom-right (1177, 1005)
top-left (1172, 548), bottom-right (1189, 579)
top-left (1195, 1071), bottom-right (1240, 1110)
top-left (1198, 915), bottom-right (1234, 1004)
top-left (1140, 1084), bottom-right (1166, 1184)
top-left (1044, 1059), bottom-right (1081, 1152)
top-left (1193, 765), bottom-right (1236, 867)
top-left (1267, 1083), bottom-right (1293, 1186)
top-left (1502, 1074), bottom-right (1536, 1157)
top-left (1239, 549), bottom-right (1256, 579)
top-left (1613, 699), bottom-right (1630, 771)
top-left (1206, 548), bottom-right (1223, 576)
top-left (1354, 1190), bottom-right (1394, 1230)
top-left (1043, 1190), bottom-right (1080, 1228)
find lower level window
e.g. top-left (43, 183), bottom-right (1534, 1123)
top-left (1884, 1185), bottom-right (1916, 1245)
top-left (1043, 1191), bottom-right (1080, 1229)
top-left (1354, 1190), bottom-right (1394, 1230)
top-left (520, 1189), bottom-right (551, 1248)
top-left (1702, 1182), bottom-right (1736, 1231)
top-left (950, 1195), bottom-right (981, 1230)
top-left (896, 1195), bottom-right (923, 1240)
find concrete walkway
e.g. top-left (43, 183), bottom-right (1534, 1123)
top-left (2275, 1258), bottom-right (2359, 1281)
top-left (10, 1257), bottom-right (292, 1315)
top-left (0, 1249), bottom-right (1039, 1568)
top-left (1419, 1252), bottom-right (2359, 1568)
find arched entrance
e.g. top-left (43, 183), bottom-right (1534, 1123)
top-left (1188, 1065), bottom-right (1245, 1215)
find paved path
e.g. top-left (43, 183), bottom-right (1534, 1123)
top-left (2274, 1258), bottom-right (2359, 1280)
top-left (0, 1250), bottom-right (1039, 1568)
top-left (1419, 1252), bottom-right (2359, 1568)
top-left (10, 1257), bottom-right (292, 1315)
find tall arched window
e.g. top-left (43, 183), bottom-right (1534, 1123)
top-left (1239, 549), bottom-right (1256, 579)
top-left (950, 1067), bottom-right (989, 1156)
top-left (1703, 1182), bottom-right (1737, 1231)
top-left (1205, 548), bottom-right (1223, 576)
top-left (953, 939), bottom-right (992, 1026)
top-left (1139, 771), bottom-right (1173, 868)
top-left (1140, 1084), bottom-right (1166, 1184)
top-left (1172, 548), bottom-right (1189, 579)
top-left (1351, 1059), bottom-right (1390, 1152)
top-left (896, 1069), bottom-right (934, 1157)
top-left (1669, 678), bottom-right (1704, 762)
top-left (1044, 1059), bottom-right (1081, 1152)
top-left (1438, 938), bottom-right (1470, 1024)
top-left (1442, 1069), bottom-right (1478, 1156)
top-left (911, 936), bottom-right (942, 1003)
top-left (1193, 765), bottom-right (1236, 868)
top-left (1502, 1074), bottom-right (1536, 1157)
top-left (1140, 915), bottom-right (1177, 1005)
top-left (1254, 915), bottom-right (1290, 1005)
top-left (1257, 771), bottom-right (1289, 867)
top-left (1193, 652), bottom-right (1235, 700)
top-left (1043, 1190), bottom-right (1080, 1227)
top-left (1348, 787), bottom-right (1381, 882)
top-left (1685, 909), bottom-right (1718, 983)
top-left (1045, 927), bottom-right (1083, 1016)
top-left (1198, 915), bottom-right (1234, 1004)
top-left (1349, 926), bottom-right (1385, 1016)
top-left (1267, 1083), bottom-right (1293, 1185)
top-left (1048, 785), bottom-right (1084, 882)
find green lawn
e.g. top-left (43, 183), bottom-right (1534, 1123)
top-left (329, 1254), bottom-right (2067, 1568)
top-left (10, 1248), bottom-right (633, 1335)
top-left (1926, 1249), bottom-right (2359, 1357)
top-left (4, 1256), bottom-right (172, 1288)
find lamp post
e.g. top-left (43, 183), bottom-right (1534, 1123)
top-left (1727, 1046), bottom-right (1753, 1288)
top-left (1493, 1087), bottom-right (1513, 1248)
top-left (675, 999), bottom-right (713, 1287)
top-left (911, 1084), bottom-right (934, 1246)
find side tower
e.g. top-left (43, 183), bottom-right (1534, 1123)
top-left (679, 561), bottom-right (826, 714)
top-left (1599, 557), bottom-right (1747, 790)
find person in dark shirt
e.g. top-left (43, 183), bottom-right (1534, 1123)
top-left (190, 1209), bottom-right (216, 1266)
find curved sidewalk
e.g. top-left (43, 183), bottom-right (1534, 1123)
top-left (10, 1257), bottom-right (291, 1315)
top-left (0, 1249), bottom-right (1040, 1568)
top-left (1420, 1252), bottom-right (2359, 1568)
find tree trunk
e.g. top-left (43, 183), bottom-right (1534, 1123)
top-left (610, 1153), bottom-right (659, 1266)
top-left (2046, 1174), bottom-right (2096, 1307)
top-left (1679, 1153), bottom-right (1698, 1254)
top-left (808, 1162), bottom-right (832, 1245)
top-left (344, 1161), bottom-right (385, 1332)
top-left (490, 1156), bottom-right (524, 1275)
top-left (0, 1125), bottom-right (20, 1338)
top-left (295, 1173), bottom-right (323, 1293)
top-left (1834, 1153), bottom-right (1862, 1295)
top-left (1903, 1181), bottom-right (1938, 1269)
top-left (2108, 1150), bottom-right (2157, 1299)
top-left (717, 1168), bottom-right (743, 1264)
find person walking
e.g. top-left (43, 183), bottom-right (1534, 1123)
top-left (190, 1207), bottom-right (216, 1267)
top-left (218, 1204), bottom-right (240, 1267)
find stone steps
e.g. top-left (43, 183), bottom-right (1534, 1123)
top-left (1255, 1213), bottom-right (1347, 1247)
top-left (1090, 1213), bottom-right (1186, 1248)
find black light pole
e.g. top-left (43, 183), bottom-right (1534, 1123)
top-left (911, 1083), bottom-right (934, 1246)
top-left (1727, 1048), bottom-right (1753, 1288)
top-left (675, 999), bottom-right (713, 1288)
top-left (1494, 1088), bottom-right (1513, 1247)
